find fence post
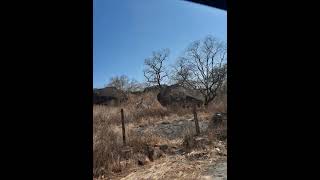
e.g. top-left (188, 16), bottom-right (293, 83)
top-left (121, 108), bottom-right (126, 146)
top-left (193, 104), bottom-right (200, 136)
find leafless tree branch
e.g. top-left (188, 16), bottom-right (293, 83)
top-left (171, 36), bottom-right (227, 105)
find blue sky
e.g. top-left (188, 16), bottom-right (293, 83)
top-left (93, 0), bottom-right (227, 88)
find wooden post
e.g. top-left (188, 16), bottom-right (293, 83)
top-left (193, 104), bottom-right (200, 136)
top-left (121, 108), bottom-right (126, 146)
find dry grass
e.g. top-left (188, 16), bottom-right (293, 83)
top-left (93, 121), bottom-right (162, 176)
top-left (93, 92), bottom-right (170, 177)
top-left (211, 120), bottom-right (227, 141)
top-left (93, 90), bottom-right (227, 177)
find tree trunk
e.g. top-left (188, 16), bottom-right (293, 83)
top-left (204, 96), bottom-right (209, 109)
top-left (157, 79), bottom-right (161, 89)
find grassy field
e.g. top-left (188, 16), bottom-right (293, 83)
top-left (93, 91), bottom-right (227, 178)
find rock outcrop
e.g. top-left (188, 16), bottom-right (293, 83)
top-left (157, 84), bottom-right (204, 108)
top-left (93, 87), bottom-right (127, 105)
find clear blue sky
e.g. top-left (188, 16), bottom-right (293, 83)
top-left (93, 0), bottom-right (227, 88)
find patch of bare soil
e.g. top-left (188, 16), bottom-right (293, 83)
top-left (135, 117), bottom-right (209, 140)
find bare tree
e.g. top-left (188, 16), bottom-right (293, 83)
top-left (143, 49), bottom-right (169, 88)
top-left (172, 36), bottom-right (227, 106)
top-left (171, 57), bottom-right (193, 86)
top-left (127, 79), bottom-right (144, 92)
top-left (107, 75), bottom-right (129, 91)
top-left (107, 75), bottom-right (143, 93)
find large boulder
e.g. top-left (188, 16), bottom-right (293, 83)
top-left (93, 87), bottom-right (127, 105)
top-left (157, 84), bottom-right (204, 108)
top-left (143, 85), bottom-right (168, 93)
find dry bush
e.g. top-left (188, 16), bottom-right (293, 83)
top-left (207, 115), bottom-right (227, 142)
top-left (182, 110), bottom-right (227, 153)
top-left (204, 96), bottom-right (227, 114)
top-left (93, 124), bottom-right (147, 176)
top-left (214, 121), bottom-right (227, 141)
top-left (93, 123), bottom-right (122, 176)
top-left (93, 105), bottom-right (121, 125)
top-left (126, 92), bottom-right (170, 122)
top-left (93, 106), bottom-right (127, 176)
top-left (167, 105), bottom-right (194, 116)
top-left (183, 133), bottom-right (195, 153)
top-left (182, 122), bottom-right (197, 153)
top-left (93, 104), bottom-right (166, 177)
top-left (127, 130), bottom-right (162, 153)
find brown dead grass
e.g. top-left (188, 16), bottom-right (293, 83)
top-left (93, 92), bottom-right (169, 177)
top-left (93, 121), bottom-right (162, 176)
top-left (93, 90), bottom-right (226, 177)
